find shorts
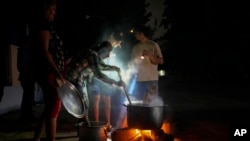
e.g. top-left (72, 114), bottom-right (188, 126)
top-left (87, 77), bottom-right (115, 96)
top-left (134, 80), bottom-right (158, 101)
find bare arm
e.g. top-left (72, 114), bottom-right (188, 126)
top-left (90, 53), bottom-right (120, 72)
top-left (142, 42), bottom-right (164, 65)
top-left (143, 50), bottom-right (164, 65)
top-left (149, 53), bottom-right (164, 65)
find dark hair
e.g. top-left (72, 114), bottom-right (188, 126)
top-left (112, 26), bottom-right (124, 41)
top-left (32, 0), bottom-right (57, 21)
top-left (133, 25), bottom-right (153, 39)
top-left (99, 41), bottom-right (112, 49)
top-left (92, 41), bottom-right (112, 51)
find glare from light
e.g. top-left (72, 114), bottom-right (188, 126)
top-left (128, 75), bottom-right (136, 94)
top-left (130, 28), bottom-right (134, 33)
top-left (158, 70), bottom-right (166, 76)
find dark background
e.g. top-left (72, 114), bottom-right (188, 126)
top-left (1, 0), bottom-right (249, 86)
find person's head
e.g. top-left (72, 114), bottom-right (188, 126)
top-left (97, 41), bottom-right (113, 59)
top-left (104, 25), bottom-right (124, 48)
top-left (36, 0), bottom-right (57, 22)
top-left (133, 25), bottom-right (153, 41)
top-left (108, 32), bottom-right (123, 48)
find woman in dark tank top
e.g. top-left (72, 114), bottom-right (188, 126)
top-left (30, 0), bottom-right (66, 141)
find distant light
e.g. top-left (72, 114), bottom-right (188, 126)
top-left (130, 28), bottom-right (134, 33)
top-left (158, 70), bottom-right (166, 76)
top-left (140, 56), bottom-right (144, 59)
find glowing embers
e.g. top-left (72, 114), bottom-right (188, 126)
top-left (111, 121), bottom-right (174, 141)
top-left (111, 127), bottom-right (174, 141)
top-left (111, 128), bottom-right (153, 141)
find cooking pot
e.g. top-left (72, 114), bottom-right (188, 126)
top-left (78, 121), bottom-right (107, 141)
top-left (125, 103), bottom-right (167, 130)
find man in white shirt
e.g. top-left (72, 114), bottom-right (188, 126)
top-left (130, 25), bottom-right (164, 104)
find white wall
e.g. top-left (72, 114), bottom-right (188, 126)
top-left (0, 86), bottom-right (23, 115)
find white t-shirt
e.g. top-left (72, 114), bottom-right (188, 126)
top-left (131, 40), bottom-right (163, 81)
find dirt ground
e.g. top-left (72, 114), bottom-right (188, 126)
top-left (1, 78), bottom-right (249, 141)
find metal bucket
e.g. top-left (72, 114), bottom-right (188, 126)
top-left (78, 121), bottom-right (107, 141)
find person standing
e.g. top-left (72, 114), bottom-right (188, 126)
top-left (130, 25), bottom-right (164, 104)
top-left (87, 41), bottom-right (123, 131)
top-left (17, 34), bottom-right (36, 121)
top-left (30, 0), bottom-right (66, 141)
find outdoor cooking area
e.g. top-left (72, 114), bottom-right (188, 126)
top-left (50, 74), bottom-right (249, 141)
top-left (57, 67), bottom-right (175, 141)
top-left (0, 0), bottom-right (249, 141)
top-left (1, 79), bottom-right (249, 141)
top-left (75, 102), bottom-right (174, 141)
top-left (109, 100), bottom-right (174, 141)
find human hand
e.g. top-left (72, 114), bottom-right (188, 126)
top-left (112, 66), bottom-right (120, 73)
top-left (56, 73), bottom-right (65, 87)
top-left (56, 77), bottom-right (65, 87)
top-left (142, 50), bottom-right (153, 57)
top-left (117, 80), bottom-right (126, 87)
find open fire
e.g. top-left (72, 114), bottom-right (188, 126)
top-left (108, 94), bottom-right (174, 141)
top-left (111, 121), bottom-right (174, 141)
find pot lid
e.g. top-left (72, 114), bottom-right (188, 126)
top-left (57, 81), bottom-right (86, 118)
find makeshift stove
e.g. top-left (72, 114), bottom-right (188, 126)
top-left (106, 84), bottom-right (175, 141)
top-left (75, 98), bottom-right (175, 141)
top-left (110, 99), bottom-right (174, 141)
top-left (111, 121), bottom-right (174, 141)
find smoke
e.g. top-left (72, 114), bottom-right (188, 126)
top-left (120, 62), bottom-right (138, 83)
top-left (148, 95), bottom-right (164, 106)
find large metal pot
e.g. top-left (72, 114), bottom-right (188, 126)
top-left (78, 121), bottom-right (107, 141)
top-left (126, 103), bottom-right (167, 130)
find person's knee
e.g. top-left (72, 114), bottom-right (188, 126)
top-left (47, 100), bottom-right (61, 118)
top-left (103, 96), bottom-right (111, 105)
top-left (93, 95), bottom-right (100, 106)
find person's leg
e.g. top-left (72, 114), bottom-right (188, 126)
top-left (144, 81), bottom-right (159, 103)
top-left (93, 95), bottom-right (100, 122)
top-left (45, 117), bottom-right (57, 141)
top-left (87, 77), bottom-right (101, 122)
top-left (20, 78), bottom-right (35, 119)
top-left (134, 81), bottom-right (146, 100)
top-left (103, 95), bottom-right (111, 126)
top-left (34, 73), bottom-right (61, 141)
top-left (100, 79), bottom-right (114, 130)
top-left (43, 97), bottom-right (61, 141)
top-left (33, 112), bottom-right (45, 141)
top-left (33, 77), bottom-right (47, 141)
top-left (45, 74), bottom-right (61, 141)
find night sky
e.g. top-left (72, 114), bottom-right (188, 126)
top-left (2, 0), bottom-right (249, 85)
